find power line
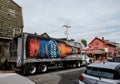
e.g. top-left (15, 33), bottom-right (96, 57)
top-left (73, 28), bottom-right (120, 40)
top-left (69, 25), bottom-right (120, 35)
top-left (71, 25), bottom-right (120, 31)
top-left (47, 28), bottom-right (64, 33)
top-left (46, 25), bottom-right (120, 37)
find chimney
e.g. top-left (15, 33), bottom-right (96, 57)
top-left (102, 37), bottom-right (104, 40)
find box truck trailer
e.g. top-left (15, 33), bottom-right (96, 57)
top-left (8, 33), bottom-right (86, 75)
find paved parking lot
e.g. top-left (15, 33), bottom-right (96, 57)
top-left (27, 67), bottom-right (86, 84)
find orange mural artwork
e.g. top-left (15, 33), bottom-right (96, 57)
top-left (29, 38), bottom-right (40, 58)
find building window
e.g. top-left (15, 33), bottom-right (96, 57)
top-left (13, 28), bottom-right (21, 36)
top-left (8, 8), bottom-right (15, 17)
top-left (94, 47), bottom-right (98, 49)
top-left (95, 42), bottom-right (99, 46)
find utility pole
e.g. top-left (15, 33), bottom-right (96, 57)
top-left (63, 24), bottom-right (71, 42)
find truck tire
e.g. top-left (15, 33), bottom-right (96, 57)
top-left (39, 63), bottom-right (48, 73)
top-left (76, 61), bottom-right (81, 68)
top-left (27, 64), bottom-right (37, 75)
top-left (63, 63), bottom-right (70, 68)
top-left (73, 63), bottom-right (77, 68)
top-left (0, 57), bottom-right (7, 69)
top-left (89, 60), bottom-right (92, 64)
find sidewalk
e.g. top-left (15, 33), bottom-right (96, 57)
top-left (0, 73), bottom-right (35, 84)
top-left (0, 70), bottom-right (15, 73)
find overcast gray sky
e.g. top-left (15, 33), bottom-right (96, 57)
top-left (13, 0), bottom-right (120, 43)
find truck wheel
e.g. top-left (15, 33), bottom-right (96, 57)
top-left (77, 62), bottom-right (81, 68)
top-left (39, 64), bottom-right (48, 73)
top-left (27, 64), bottom-right (36, 75)
top-left (89, 60), bottom-right (92, 64)
top-left (73, 63), bottom-right (76, 68)
top-left (63, 63), bottom-right (70, 68)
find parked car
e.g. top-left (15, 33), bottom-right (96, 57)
top-left (107, 56), bottom-right (113, 62)
top-left (113, 56), bottom-right (120, 63)
top-left (85, 55), bottom-right (92, 64)
top-left (79, 62), bottom-right (120, 84)
top-left (81, 54), bottom-right (92, 65)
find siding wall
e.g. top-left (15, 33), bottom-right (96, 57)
top-left (88, 38), bottom-right (116, 55)
top-left (89, 39), bottom-right (105, 49)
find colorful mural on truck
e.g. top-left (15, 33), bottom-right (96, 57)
top-left (26, 35), bottom-right (80, 58)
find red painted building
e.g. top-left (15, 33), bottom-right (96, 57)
top-left (86, 37), bottom-right (116, 61)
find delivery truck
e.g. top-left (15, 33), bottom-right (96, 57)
top-left (8, 33), bottom-right (86, 75)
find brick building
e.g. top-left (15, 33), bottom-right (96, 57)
top-left (0, 0), bottom-right (23, 37)
top-left (115, 43), bottom-right (120, 56)
top-left (86, 37), bottom-right (116, 61)
top-left (0, 0), bottom-right (23, 66)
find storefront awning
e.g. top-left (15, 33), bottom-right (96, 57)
top-left (86, 49), bottom-right (105, 54)
top-left (0, 36), bottom-right (12, 42)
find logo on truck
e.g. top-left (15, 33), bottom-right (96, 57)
top-left (26, 35), bottom-right (80, 58)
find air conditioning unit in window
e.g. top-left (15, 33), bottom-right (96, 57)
top-left (13, 28), bottom-right (21, 37)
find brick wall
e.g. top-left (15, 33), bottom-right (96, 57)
top-left (0, 0), bottom-right (23, 38)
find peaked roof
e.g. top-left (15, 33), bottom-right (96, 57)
top-left (88, 37), bottom-right (105, 45)
top-left (11, 0), bottom-right (22, 8)
top-left (88, 37), bottom-right (116, 47)
top-left (40, 33), bottom-right (50, 38)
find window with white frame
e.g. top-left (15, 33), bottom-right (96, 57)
top-left (8, 8), bottom-right (15, 17)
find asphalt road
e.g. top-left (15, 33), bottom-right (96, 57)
top-left (27, 67), bottom-right (86, 84)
